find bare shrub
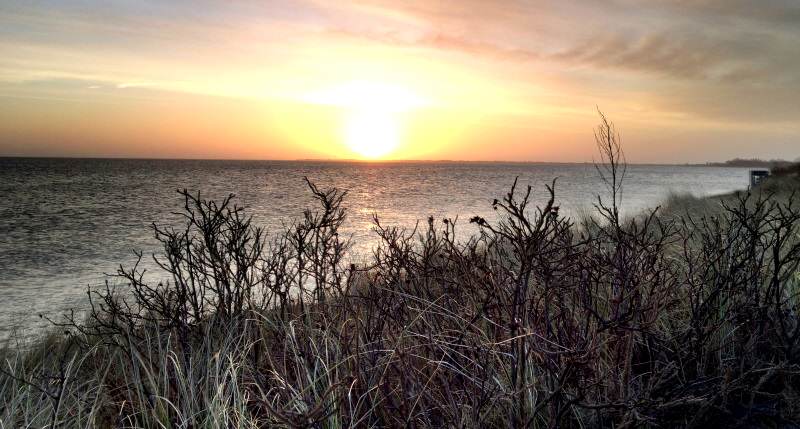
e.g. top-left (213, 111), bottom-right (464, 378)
top-left (3, 112), bottom-right (800, 428)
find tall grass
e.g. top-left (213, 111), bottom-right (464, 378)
top-left (2, 115), bottom-right (800, 428)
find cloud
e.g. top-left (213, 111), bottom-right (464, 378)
top-left (327, 0), bottom-right (800, 89)
top-left (542, 5), bottom-right (800, 89)
top-left (324, 27), bottom-right (542, 62)
top-left (644, 0), bottom-right (800, 27)
top-left (116, 82), bottom-right (153, 89)
top-left (551, 32), bottom-right (760, 80)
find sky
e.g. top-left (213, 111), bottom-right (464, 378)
top-left (0, 0), bottom-right (799, 162)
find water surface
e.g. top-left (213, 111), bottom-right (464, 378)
top-left (0, 158), bottom-right (750, 337)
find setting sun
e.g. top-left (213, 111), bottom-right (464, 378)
top-left (343, 110), bottom-right (400, 159)
top-left (303, 80), bottom-right (427, 159)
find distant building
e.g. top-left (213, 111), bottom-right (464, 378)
top-left (750, 169), bottom-right (770, 187)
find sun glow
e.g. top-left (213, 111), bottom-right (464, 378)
top-left (304, 80), bottom-right (427, 159)
top-left (305, 80), bottom-right (427, 112)
top-left (343, 110), bottom-right (400, 159)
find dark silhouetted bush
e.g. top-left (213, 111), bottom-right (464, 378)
top-left (3, 114), bottom-right (800, 428)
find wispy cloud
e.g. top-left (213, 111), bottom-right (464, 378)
top-left (551, 32), bottom-right (759, 80)
top-left (324, 27), bottom-right (542, 62)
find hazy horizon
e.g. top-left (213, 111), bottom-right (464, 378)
top-left (2, 154), bottom-right (793, 165)
top-left (2, 1), bottom-right (799, 162)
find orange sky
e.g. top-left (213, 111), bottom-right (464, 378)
top-left (1, 1), bottom-right (799, 162)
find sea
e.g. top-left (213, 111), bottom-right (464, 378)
top-left (0, 158), bottom-right (752, 338)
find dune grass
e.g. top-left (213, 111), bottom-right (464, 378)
top-left (2, 118), bottom-right (800, 428)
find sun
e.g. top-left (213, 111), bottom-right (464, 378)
top-left (343, 110), bottom-right (400, 159)
top-left (304, 80), bottom-right (427, 159)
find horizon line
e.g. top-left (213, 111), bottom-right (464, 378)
top-left (0, 154), bottom-right (760, 166)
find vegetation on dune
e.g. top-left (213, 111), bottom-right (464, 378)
top-left (706, 158), bottom-right (796, 169)
top-left (773, 162), bottom-right (800, 179)
top-left (2, 115), bottom-right (800, 428)
top-left (655, 161), bottom-right (800, 222)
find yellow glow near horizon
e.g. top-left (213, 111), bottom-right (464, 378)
top-left (304, 80), bottom-right (428, 112)
top-left (303, 80), bottom-right (427, 159)
top-left (344, 110), bottom-right (400, 159)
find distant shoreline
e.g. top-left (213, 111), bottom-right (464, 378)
top-left (698, 159), bottom-right (795, 169)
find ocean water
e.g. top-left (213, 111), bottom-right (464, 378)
top-left (0, 158), bottom-right (751, 337)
